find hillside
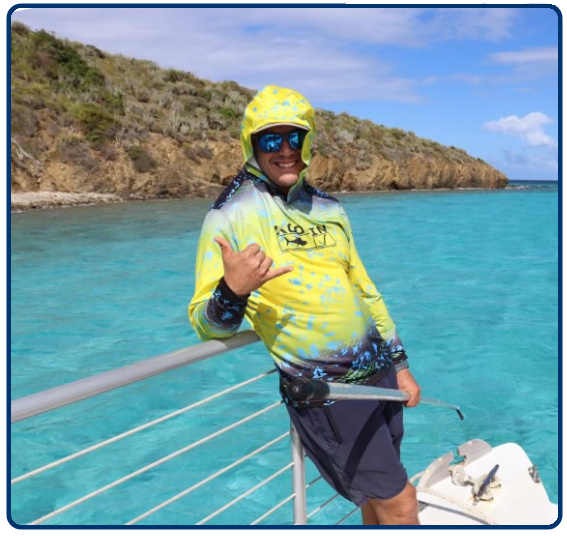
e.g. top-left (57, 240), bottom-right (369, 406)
top-left (10, 22), bottom-right (508, 210)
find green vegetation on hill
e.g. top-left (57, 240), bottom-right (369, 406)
top-left (11, 22), bottom-right (506, 205)
top-left (11, 23), bottom-right (473, 160)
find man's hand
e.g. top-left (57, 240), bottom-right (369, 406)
top-left (396, 368), bottom-right (421, 407)
top-left (215, 237), bottom-right (293, 298)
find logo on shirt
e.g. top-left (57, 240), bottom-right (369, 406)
top-left (274, 223), bottom-right (337, 252)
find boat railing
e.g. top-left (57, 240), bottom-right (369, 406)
top-left (10, 330), bottom-right (359, 526)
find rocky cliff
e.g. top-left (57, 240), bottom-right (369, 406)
top-left (10, 23), bottom-right (507, 210)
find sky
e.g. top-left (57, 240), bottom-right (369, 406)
top-left (11, 5), bottom-right (560, 181)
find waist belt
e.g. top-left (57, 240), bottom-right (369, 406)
top-left (279, 366), bottom-right (391, 409)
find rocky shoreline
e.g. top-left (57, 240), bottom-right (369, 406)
top-left (11, 185), bottom-right (524, 212)
top-left (11, 192), bottom-right (123, 212)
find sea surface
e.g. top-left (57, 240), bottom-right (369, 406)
top-left (10, 181), bottom-right (559, 526)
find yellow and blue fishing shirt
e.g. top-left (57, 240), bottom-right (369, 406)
top-left (189, 86), bottom-right (408, 383)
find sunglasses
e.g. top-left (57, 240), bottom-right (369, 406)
top-left (256, 129), bottom-right (307, 153)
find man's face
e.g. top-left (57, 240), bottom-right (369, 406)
top-left (253, 125), bottom-right (306, 194)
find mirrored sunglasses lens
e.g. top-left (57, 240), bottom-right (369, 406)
top-left (259, 134), bottom-right (282, 152)
top-left (288, 131), bottom-right (300, 150)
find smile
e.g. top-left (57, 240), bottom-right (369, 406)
top-left (275, 161), bottom-right (298, 168)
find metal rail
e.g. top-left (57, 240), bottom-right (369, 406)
top-left (11, 330), bottom-right (357, 526)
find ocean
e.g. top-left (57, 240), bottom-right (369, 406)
top-left (10, 181), bottom-right (559, 525)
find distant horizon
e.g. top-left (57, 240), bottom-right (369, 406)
top-left (508, 178), bottom-right (559, 182)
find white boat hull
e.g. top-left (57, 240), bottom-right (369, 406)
top-left (415, 440), bottom-right (558, 526)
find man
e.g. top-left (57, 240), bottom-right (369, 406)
top-left (189, 85), bottom-right (421, 525)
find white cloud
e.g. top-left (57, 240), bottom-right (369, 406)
top-left (489, 47), bottom-right (558, 65)
top-left (484, 113), bottom-right (557, 148)
top-left (448, 44), bottom-right (558, 88)
top-left (432, 7), bottom-right (518, 42)
top-left (485, 112), bottom-right (558, 179)
top-left (12, 7), bottom-right (517, 47)
top-left (11, 6), bottom-right (520, 103)
top-left (503, 148), bottom-right (558, 174)
top-left (488, 46), bottom-right (558, 81)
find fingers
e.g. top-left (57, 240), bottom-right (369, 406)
top-left (217, 240), bottom-right (263, 259)
top-left (396, 369), bottom-right (421, 407)
top-left (216, 239), bottom-right (265, 266)
top-left (255, 250), bottom-right (266, 268)
top-left (259, 256), bottom-right (273, 274)
top-left (403, 389), bottom-right (421, 407)
top-left (263, 265), bottom-right (294, 282)
top-left (258, 256), bottom-right (291, 279)
top-left (412, 385), bottom-right (422, 406)
top-left (404, 396), bottom-right (415, 408)
top-left (214, 238), bottom-right (293, 290)
top-left (232, 243), bottom-right (260, 266)
top-left (244, 243), bottom-right (261, 255)
top-left (244, 244), bottom-right (266, 268)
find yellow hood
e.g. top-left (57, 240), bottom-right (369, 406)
top-left (240, 85), bottom-right (316, 181)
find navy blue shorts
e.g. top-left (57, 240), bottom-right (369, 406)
top-left (283, 366), bottom-right (408, 506)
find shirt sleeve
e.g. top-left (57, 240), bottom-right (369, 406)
top-left (341, 208), bottom-right (409, 366)
top-left (188, 209), bottom-right (248, 341)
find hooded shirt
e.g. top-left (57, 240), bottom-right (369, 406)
top-left (189, 85), bottom-right (408, 384)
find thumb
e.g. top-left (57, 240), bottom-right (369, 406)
top-left (214, 237), bottom-right (234, 258)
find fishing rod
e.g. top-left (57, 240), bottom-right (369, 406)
top-left (287, 378), bottom-right (464, 420)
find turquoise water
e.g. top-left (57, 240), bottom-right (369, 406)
top-left (10, 182), bottom-right (559, 525)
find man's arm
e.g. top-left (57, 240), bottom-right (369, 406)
top-left (340, 209), bottom-right (421, 405)
top-left (189, 210), bottom-right (293, 341)
top-left (341, 210), bottom-right (407, 365)
top-left (189, 210), bottom-right (247, 340)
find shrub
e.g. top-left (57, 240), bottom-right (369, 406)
top-left (183, 146), bottom-right (201, 164)
top-left (164, 69), bottom-right (188, 83)
top-left (11, 21), bottom-right (30, 36)
top-left (128, 145), bottom-right (157, 172)
top-left (55, 136), bottom-right (100, 171)
top-left (71, 102), bottom-right (119, 146)
top-left (390, 128), bottom-right (406, 141)
top-left (11, 104), bottom-right (39, 137)
top-left (219, 107), bottom-right (239, 122)
top-left (183, 145), bottom-right (213, 162)
top-left (31, 30), bottom-right (106, 90)
top-left (100, 88), bottom-right (125, 114)
top-left (334, 128), bottom-right (355, 145)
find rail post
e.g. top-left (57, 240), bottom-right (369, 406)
top-left (290, 423), bottom-right (307, 525)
